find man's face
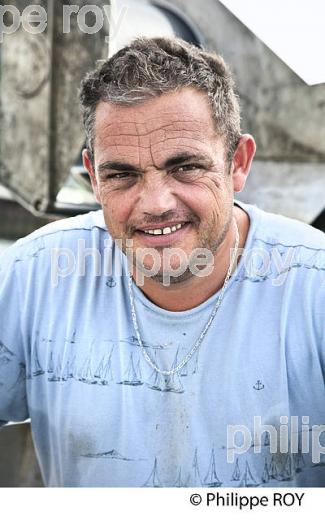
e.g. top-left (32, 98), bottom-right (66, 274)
top-left (84, 87), bottom-right (250, 281)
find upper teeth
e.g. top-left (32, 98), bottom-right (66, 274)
top-left (144, 223), bottom-right (183, 235)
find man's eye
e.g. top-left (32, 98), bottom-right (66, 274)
top-left (171, 164), bottom-right (204, 178)
top-left (175, 164), bottom-right (198, 173)
top-left (106, 172), bottom-right (136, 180)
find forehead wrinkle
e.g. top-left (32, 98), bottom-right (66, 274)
top-left (143, 117), bottom-right (209, 134)
top-left (153, 143), bottom-right (212, 156)
top-left (160, 131), bottom-right (208, 145)
top-left (99, 117), bottom-right (212, 137)
top-left (151, 137), bottom-right (214, 156)
top-left (147, 127), bottom-right (209, 147)
top-left (103, 127), bottom-right (209, 150)
top-left (97, 137), bottom-right (217, 172)
top-left (95, 143), bottom-right (140, 170)
top-left (100, 133), bottom-right (140, 147)
top-left (96, 116), bottom-right (204, 135)
top-left (141, 131), bottom-right (215, 169)
top-left (150, 144), bottom-right (216, 171)
top-left (95, 110), bottom-right (220, 171)
top-left (97, 120), bottom-right (138, 136)
top-left (96, 109), bottom-right (215, 143)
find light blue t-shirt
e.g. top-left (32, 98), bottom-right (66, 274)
top-left (0, 201), bottom-right (324, 487)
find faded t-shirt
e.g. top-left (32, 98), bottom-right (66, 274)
top-left (0, 201), bottom-right (324, 487)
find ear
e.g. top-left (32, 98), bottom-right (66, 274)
top-left (230, 134), bottom-right (256, 193)
top-left (82, 149), bottom-right (101, 204)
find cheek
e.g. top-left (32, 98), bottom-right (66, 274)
top-left (180, 174), bottom-right (229, 211)
top-left (99, 185), bottom-right (134, 228)
top-left (186, 180), bottom-right (233, 232)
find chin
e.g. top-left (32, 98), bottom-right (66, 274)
top-left (149, 267), bottom-right (195, 286)
top-left (133, 259), bottom-right (194, 286)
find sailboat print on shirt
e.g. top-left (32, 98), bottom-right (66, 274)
top-left (189, 448), bottom-right (203, 486)
top-left (118, 352), bottom-right (143, 386)
top-left (0, 340), bottom-right (14, 358)
top-left (60, 360), bottom-right (71, 382)
top-left (231, 457), bottom-right (241, 482)
top-left (143, 457), bottom-right (163, 487)
top-left (64, 330), bottom-right (76, 345)
top-left (293, 447), bottom-right (305, 473)
top-left (278, 453), bottom-right (294, 482)
top-left (78, 356), bottom-right (98, 384)
top-left (47, 352), bottom-right (54, 374)
top-left (48, 355), bottom-right (63, 382)
top-left (173, 467), bottom-right (189, 487)
top-left (180, 363), bottom-right (188, 377)
top-left (146, 349), bottom-right (184, 393)
top-left (268, 455), bottom-right (279, 480)
top-left (10, 362), bottom-right (26, 389)
top-left (263, 431), bottom-right (271, 446)
top-left (68, 355), bottom-right (76, 379)
top-left (32, 335), bottom-right (45, 377)
top-left (192, 349), bottom-right (200, 375)
top-left (94, 349), bottom-right (114, 385)
top-left (32, 352), bottom-right (45, 377)
top-left (120, 336), bottom-right (166, 350)
top-left (238, 461), bottom-right (259, 487)
top-left (261, 457), bottom-right (270, 483)
top-left (0, 340), bottom-right (14, 372)
top-left (203, 448), bottom-right (222, 487)
top-left (250, 433), bottom-right (261, 448)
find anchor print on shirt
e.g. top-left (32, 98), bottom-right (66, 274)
top-left (253, 380), bottom-right (264, 390)
top-left (106, 277), bottom-right (117, 288)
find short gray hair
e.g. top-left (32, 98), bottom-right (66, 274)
top-left (79, 37), bottom-right (241, 163)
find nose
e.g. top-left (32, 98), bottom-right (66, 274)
top-left (137, 171), bottom-right (178, 216)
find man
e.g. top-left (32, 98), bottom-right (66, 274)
top-left (0, 37), bottom-right (324, 487)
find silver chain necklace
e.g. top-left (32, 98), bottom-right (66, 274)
top-left (127, 218), bottom-right (240, 376)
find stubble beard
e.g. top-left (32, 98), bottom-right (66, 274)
top-left (105, 193), bottom-right (234, 286)
top-left (132, 206), bottom-right (234, 286)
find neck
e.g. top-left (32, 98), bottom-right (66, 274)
top-left (131, 206), bottom-right (250, 312)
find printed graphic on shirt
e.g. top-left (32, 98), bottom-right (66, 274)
top-left (4, 332), bottom-right (201, 392)
top-left (77, 436), bottom-right (315, 488)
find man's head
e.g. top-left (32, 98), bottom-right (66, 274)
top-left (80, 37), bottom-right (242, 165)
top-left (79, 37), bottom-right (255, 284)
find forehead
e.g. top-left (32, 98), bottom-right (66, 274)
top-left (93, 87), bottom-right (224, 167)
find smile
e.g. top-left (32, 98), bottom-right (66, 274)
top-left (142, 223), bottom-right (184, 235)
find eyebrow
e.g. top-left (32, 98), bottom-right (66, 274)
top-left (97, 161), bottom-right (141, 174)
top-left (97, 152), bottom-right (210, 175)
top-left (163, 152), bottom-right (209, 169)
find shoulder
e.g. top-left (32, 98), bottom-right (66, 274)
top-left (0, 210), bottom-right (110, 268)
top-left (15, 209), bottom-right (107, 246)
top-left (256, 207), bottom-right (324, 250)
top-left (238, 201), bottom-right (325, 266)
top-left (236, 202), bottom-right (325, 342)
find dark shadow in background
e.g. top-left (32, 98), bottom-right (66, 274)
top-left (0, 422), bottom-right (43, 487)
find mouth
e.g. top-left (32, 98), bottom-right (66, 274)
top-left (139, 222), bottom-right (185, 236)
top-left (133, 221), bottom-right (192, 245)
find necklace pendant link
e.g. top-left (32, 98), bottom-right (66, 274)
top-left (128, 218), bottom-right (240, 376)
